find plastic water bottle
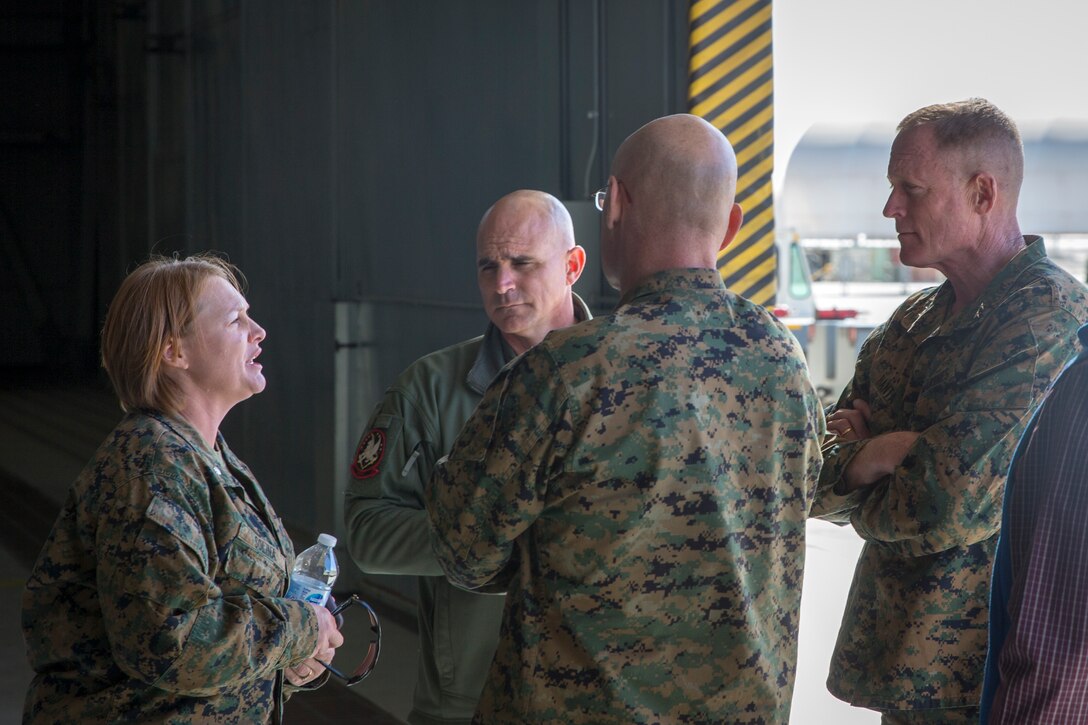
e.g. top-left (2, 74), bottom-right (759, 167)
top-left (286, 533), bottom-right (339, 606)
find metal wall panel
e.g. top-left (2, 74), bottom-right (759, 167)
top-left (47, 0), bottom-right (690, 557)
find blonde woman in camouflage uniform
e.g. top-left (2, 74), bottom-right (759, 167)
top-left (22, 255), bottom-right (343, 723)
top-left (426, 114), bottom-right (824, 723)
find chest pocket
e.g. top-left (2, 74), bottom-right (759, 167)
top-left (909, 337), bottom-right (971, 423)
top-left (222, 521), bottom-right (287, 597)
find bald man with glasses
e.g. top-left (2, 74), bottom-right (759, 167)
top-left (426, 114), bottom-right (824, 724)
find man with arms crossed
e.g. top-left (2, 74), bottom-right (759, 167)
top-left (426, 114), bottom-right (823, 724)
top-left (344, 190), bottom-right (589, 725)
top-left (814, 98), bottom-right (1088, 723)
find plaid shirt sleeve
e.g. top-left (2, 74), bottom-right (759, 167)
top-left (987, 348), bottom-right (1088, 723)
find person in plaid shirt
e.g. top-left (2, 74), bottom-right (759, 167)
top-left (982, 322), bottom-right (1088, 723)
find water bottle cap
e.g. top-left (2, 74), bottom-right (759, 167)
top-left (317, 533), bottom-right (337, 548)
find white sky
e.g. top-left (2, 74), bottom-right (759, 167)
top-left (772, 0), bottom-right (1088, 190)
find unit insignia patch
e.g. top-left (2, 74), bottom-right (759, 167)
top-left (351, 429), bottom-right (386, 479)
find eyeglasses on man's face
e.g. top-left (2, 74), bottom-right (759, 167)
top-left (315, 594), bottom-right (381, 686)
top-left (593, 186), bottom-right (609, 211)
top-left (596, 185), bottom-right (613, 210)
top-left (593, 180), bottom-right (632, 212)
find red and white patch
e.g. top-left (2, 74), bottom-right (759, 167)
top-left (351, 429), bottom-right (386, 479)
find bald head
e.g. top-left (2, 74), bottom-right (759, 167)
top-left (475, 190), bottom-right (586, 355)
top-left (601, 114), bottom-right (743, 292)
top-left (477, 190), bottom-right (575, 252)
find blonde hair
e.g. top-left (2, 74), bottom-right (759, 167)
top-left (100, 253), bottom-right (245, 415)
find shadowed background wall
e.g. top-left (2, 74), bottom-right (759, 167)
top-left (1, 0), bottom-right (689, 604)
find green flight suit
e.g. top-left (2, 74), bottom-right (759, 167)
top-left (345, 295), bottom-right (591, 725)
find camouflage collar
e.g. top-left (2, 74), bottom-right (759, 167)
top-left (619, 268), bottom-right (725, 307)
top-left (146, 409), bottom-right (220, 457)
top-left (947, 234), bottom-right (1046, 331)
top-left (905, 235), bottom-right (1046, 338)
top-left (145, 409), bottom-right (248, 485)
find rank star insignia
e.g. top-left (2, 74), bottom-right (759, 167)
top-left (351, 429), bottom-right (386, 479)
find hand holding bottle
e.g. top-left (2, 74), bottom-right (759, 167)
top-left (286, 533), bottom-right (344, 686)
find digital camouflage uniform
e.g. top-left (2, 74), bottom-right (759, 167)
top-left (427, 269), bottom-right (825, 724)
top-left (344, 294), bottom-right (589, 725)
top-left (813, 236), bottom-right (1088, 712)
top-left (23, 411), bottom-right (320, 724)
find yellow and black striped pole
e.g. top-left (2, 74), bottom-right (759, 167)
top-left (687, 0), bottom-right (776, 306)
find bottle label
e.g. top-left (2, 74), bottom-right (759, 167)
top-left (286, 574), bottom-right (331, 607)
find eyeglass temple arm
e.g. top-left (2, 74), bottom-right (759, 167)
top-left (314, 657), bottom-right (350, 681)
top-left (329, 594), bottom-right (360, 617)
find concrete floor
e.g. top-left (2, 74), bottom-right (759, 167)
top-left (0, 381), bottom-right (878, 724)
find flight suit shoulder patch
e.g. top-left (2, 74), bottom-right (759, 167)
top-left (351, 428), bottom-right (386, 479)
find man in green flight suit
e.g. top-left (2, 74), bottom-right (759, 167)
top-left (426, 114), bottom-right (824, 723)
top-left (814, 98), bottom-right (1088, 723)
top-left (344, 189), bottom-right (589, 725)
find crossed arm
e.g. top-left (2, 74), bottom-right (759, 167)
top-left (826, 399), bottom-right (920, 492)
top-left (813, 309), bottom-right (1082, 558)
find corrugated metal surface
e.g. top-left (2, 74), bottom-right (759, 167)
top-left (143, 1), bottom-right (689, 598)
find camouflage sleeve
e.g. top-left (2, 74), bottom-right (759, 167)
top-left (344, 389), bottom-right (444, 576)
top-left (850, 309), bottom-right (1083, 557)
top-left (809, 440), bottom-right (871, 522)
top-left (810, 323), bottom-right (881, 522)
top-left (97, 474), bottom-right (319, 695)
top-left (425, 350), bottom-right (572, 591)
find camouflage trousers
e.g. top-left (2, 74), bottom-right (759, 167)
top-left (879, 706), bottom-right (979, 724)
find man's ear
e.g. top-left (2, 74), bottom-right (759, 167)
top-left (718, 202), bottom-right (744, 253)
top-left (970, 173), bottom-right (996, 213)
top-left (566, 245), bottom-right (587, 285)
top-left (161, 337), bottom-right (188, 370)
top-left (604, 176), bottom-right (623, 230)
